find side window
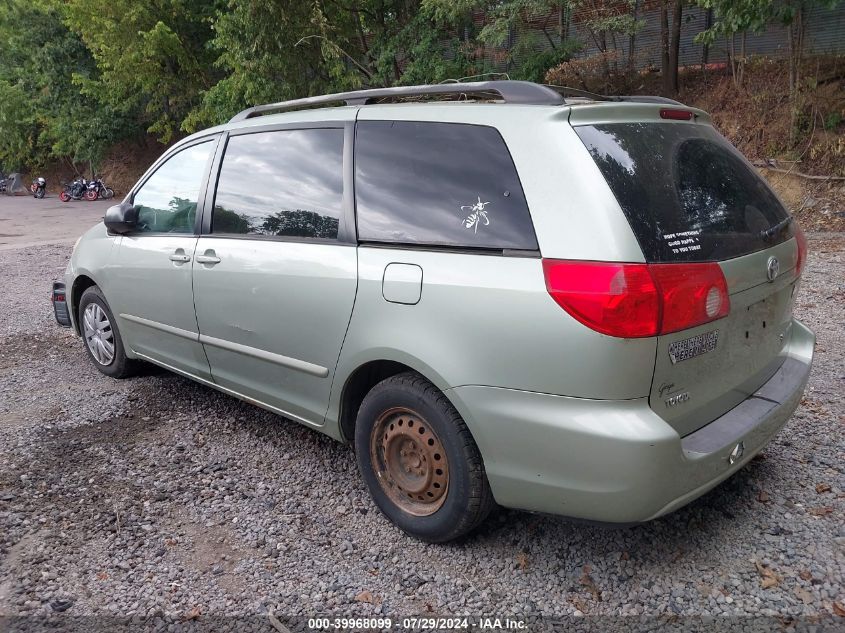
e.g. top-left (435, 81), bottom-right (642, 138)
top-left (211, 128), bottom-right (344, 240)
top-left (133, 140), bottom-right (214, 233)
top-left (355, 121), bottom-right (537, 250)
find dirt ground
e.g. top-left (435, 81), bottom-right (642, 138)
top-left (0, 196), bottom-right (111, 251)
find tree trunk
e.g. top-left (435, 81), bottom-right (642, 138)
top-left (660, 2), bottom-right (671, 96)
top-left (788, 8), bottom-right (806, 144)
top-left (628, 0), bottom-right (640, 74)
top-left (668, 0), bottom-right (683, 95)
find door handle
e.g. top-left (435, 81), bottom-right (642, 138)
top-left (169, 254), bottom-right (191, 263)
top-left (196, 253), bottom-right (221, 265)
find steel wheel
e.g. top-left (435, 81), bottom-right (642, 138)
top-left (369, 407), bottom-right (449, 516)
top-left (82, 303), bottom-right (115, 366)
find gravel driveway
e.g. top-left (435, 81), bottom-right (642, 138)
top-left (0, 229), bottom-right (842, 630)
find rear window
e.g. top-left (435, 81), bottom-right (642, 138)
top-left (575, 123), bottom-right (793, 262)
top-left (355, 121), bottom-right (538, 251)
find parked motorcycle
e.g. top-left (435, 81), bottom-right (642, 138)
top-left (59, 177), bottom-right (87, 202)
top-left (85, 176), bottom-right (114, 201)
top-left (31, 177), bottom-right (46, 199)
top-left (0, 174), bottom-right (6, 193)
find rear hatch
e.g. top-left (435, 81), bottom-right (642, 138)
top-left (573, 110), bottom-right (802, 437)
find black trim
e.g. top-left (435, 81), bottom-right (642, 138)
top-left (195, 233), bottom-right (357, 247)
top-left (201, 131), bottom-right (228, 235)
top-left (358, 241), bottom-right (541, 258)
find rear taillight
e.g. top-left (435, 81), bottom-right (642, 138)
top-left (794, 225), bottom-right (808, 276)
top-left (543, 260), bottom-right (730, 338)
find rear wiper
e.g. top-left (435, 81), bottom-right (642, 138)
top-left (760, 216), bottom-right (792, 241)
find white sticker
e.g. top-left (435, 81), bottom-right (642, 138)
top-left (461, 196), bottom-right (492, 233)
top-left (662, 229), bottom-right (702, 255)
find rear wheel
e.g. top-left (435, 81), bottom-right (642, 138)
top-left (34, 188), bottom-right (45, 199)
top-left (78, 286), bottom-right (137, 378)
top-left (59, 191), bottom-right (70, 202)
top-left (84, 189), bottom-right (98, 201)
top-left (355, 372), bottom-right (494, 542)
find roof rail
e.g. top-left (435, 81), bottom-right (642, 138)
top-left (228, 80), bottom-right (565, 123)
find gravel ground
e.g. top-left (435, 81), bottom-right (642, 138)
top-left (0, 235), bottom-right (843, 631)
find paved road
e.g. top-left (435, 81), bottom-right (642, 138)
top-left (0, 195), bottom-right (112, 251)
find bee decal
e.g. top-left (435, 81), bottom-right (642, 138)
top-left (461, 196), bottom-right (492, 233)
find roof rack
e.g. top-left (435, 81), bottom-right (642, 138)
top-left (228, 80), bottom-right (565, 122)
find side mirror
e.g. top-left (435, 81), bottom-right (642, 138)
top-left (104, 201), bottom-right (139, 234)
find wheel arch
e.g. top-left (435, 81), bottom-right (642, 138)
top-left (335, 355), bottom-right (458, 444)
top-left (70, 274), bottom-right (98, 335)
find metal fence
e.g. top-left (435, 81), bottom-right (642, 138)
top-left (477, 2), bottom-right (845, 71)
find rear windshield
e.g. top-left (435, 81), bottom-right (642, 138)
top-left (575, 122), bottom-right (793, 262)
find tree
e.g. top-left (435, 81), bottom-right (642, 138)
top-left (424, 0), bottom-right (581, 83)
top-left (694, 0), bottom-right (771, 88)
top-left (660, 0), bottom-right (684, 97)
top-left (0, 0), bottom-right (134, 173)
top-left (62, 0), bottom-right (224, 142)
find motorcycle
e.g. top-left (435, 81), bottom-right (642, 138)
top-left (85, 176), bottom-right (114, 201)
top-left (59, 177), bottom-right (87, 202)
top-left (0, 175), bottom-right (6, 193)
top-left (31, 177), bottom-right (46, 199)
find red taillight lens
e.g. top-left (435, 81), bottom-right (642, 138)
top-left (542, 261), bottom-right (659, 337)
top-left (543, 260), bottom-right (730, 338)
top-left (659, 108), bottom-right (693, 121)
top-left (648, 263), bottom-right (729, 334)
top-left (794, 225), bottom-right (808, 276)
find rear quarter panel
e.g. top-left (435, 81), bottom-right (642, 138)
top-left (328, 247), bottom-right (657, 427)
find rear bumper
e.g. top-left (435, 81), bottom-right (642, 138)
top-left (448, 318), bottom-right (814, 523)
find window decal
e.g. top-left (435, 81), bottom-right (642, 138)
top-left (461, 196), bottom-right (492, 233)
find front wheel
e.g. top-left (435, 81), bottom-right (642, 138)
top-left (78, 286), bottom-right (137, 378)
top-left (84, 189), bottom-right (98, 201)
top-left (102, 188), bottom-right (114, 199)
top-left (355, 372), bottom-right (495, 542)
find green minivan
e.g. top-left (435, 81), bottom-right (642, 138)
top-left (53, 81), bottom-right (814, 542)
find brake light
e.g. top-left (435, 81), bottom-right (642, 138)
top-left (659, 108), bottom-right (693, 121)
top-left (543, 260), bottom-right (730, 338)
top-left (794, 225), bottom-right (808, 276)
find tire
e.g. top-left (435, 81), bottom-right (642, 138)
top-left (35, 188), bottom-right (45, 199)
top-left (103, 188), bottom-right (114, 200)
top-left (85, 189), bottom-right (98, 201)
top-left (78, 286), bottom-right (137, 379)
top-left (355, 372), bottom-right (495, 542)
top-left (59, 191), bottom-right (70, 202)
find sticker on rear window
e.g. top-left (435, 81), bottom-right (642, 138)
top-left (461, 196), bottom-right (491, 233)
top-left (668, 330), bottom-right (719, 364)
top-left (662, 229), bottom-right (702, 255)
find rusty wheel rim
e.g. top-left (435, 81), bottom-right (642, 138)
top-left (369, 407), bottom-right (449, 516)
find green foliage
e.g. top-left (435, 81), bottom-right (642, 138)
top-left (696, 0), bottom-right (842, 45)
top-left (0, 0), bottom-right (135, 171)
top-left (62, 0), bottom-right (223, 143)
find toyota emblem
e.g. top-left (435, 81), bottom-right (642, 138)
top-left (766, 256), bottom-right (780, 282)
